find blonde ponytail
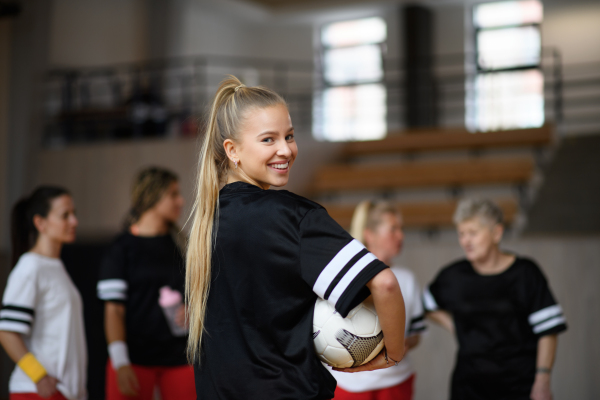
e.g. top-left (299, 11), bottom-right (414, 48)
top-left (186, 76), bottom-right (286, 362)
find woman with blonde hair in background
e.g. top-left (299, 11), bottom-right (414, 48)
top-left (186, 76), bottom-right (407, 399)
top-left (331, 200), bottom-right (425, 400)
top-left (97, 167), bottom-right (194, 400)
top-left (0, 186), bottom-right (86, 400)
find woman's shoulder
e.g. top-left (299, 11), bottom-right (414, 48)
top-left (11, 253), bottom-right (43, 276)
top-left (511, 256), bottom-right (546, 280)
top-left (268, 190), bottom-right (323, 212)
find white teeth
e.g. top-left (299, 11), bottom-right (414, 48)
top-left (271, 163), bottom-right (289, 169)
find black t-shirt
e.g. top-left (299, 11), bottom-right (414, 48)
top-left (97, 232), bottom-right (188, 366)
top-left (424, 257), bottom-right (567, 400)
top-left (194, 182), bottom-right (388, 400)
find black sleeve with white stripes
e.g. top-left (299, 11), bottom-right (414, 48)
top-left (0, 268), bottom-right (37, 334)
top-left (299, 208), bottom-right (388, 318)
top-left (526, 264), bottom-right (567, 337)
top-left (97, 242), bottom-right (128, 303)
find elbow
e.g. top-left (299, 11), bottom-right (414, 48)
top-left (368, 269), bottom-right (400, 296)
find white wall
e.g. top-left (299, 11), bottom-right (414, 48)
top-left (543, 2), bottom-right (600, 66)
top-left (49, 0), bottom-right (148, 67)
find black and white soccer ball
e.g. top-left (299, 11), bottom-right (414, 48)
top-left (312, 297), bottom-right (384, 368)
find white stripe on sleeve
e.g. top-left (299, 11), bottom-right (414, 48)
top-left (0, 320), bottom-right (31, 334)
top-left (328, 252), bottom-right (377, 306)
top-left (528, 305), bottom-right (563, 326)
top-left (0, 310), bottom-right (33, 322)
top-left (312, 239), bottom-right (365, 299)
top-left (98, 291), bottom-right (127, 301)
top-left (97, 279), bottom-right (128, 292)
top-left (533, 316), bottom-right (566, 334)
top-left (423, 286), bottom-right (439, 311)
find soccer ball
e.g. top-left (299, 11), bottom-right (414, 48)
top-left (313, 297), bottom-right (384, 369)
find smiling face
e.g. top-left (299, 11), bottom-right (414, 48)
top-left (224, 103), bottom-right (297, 189)
top-left (33, 194), bottom-right (78, 245)
top-left (457, 216), bottom-right (503, 264)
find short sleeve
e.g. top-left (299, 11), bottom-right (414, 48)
top-left (423, 272), bottom-right (445, 313)
top-left (0, 265), bottom-right (38, 334)
top-left (408, 278), bottom-right (426, 336)
top-left (97, 242), bottom-right (128, 302)
top-left (526, 264), bottom-right (567, 337)
top-left (299, 208), bottom-right (388, 318)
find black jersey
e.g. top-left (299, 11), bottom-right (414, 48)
top-left (424, 257), bottom-right (567, 400)
top-left (194, 182), bottom-right (388, 400)
top-left (97, 232), bottom-right (187, 366)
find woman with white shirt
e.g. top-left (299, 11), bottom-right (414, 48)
top-left (0, 186), bottom-right (86, 400)
top-left (331, 201), bottom-right (425, 400)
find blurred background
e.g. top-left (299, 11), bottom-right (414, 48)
top-left (0, 0), bottom-right (599, 398)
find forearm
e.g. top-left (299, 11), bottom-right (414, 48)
top-left (104, 302), bottom-right (127, 343)
top-left (536, 334), bottom-right (557, 371)
top-left (426, 310), bottom-right (454, 334)
top-left (367, 269), bottom-right (405, 360)
top-left (0, 331), bottom-right (29, 363)
top-left (530, 334), bottom-right (557, 400)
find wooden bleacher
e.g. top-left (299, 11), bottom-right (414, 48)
top-left (341, 124), bottom-right (553, 159)
top-left (309, 125), bottom-right (552, 229)
top-left (312, 157), bottom-right (534, 194)
top-left (324, 199), bottom-right (519, 229)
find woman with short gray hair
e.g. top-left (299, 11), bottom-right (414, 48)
top-left (424, 198), bottom-right (567, 400)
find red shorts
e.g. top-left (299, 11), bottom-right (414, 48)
top-left (106, 360), bottom-right (195, 400)
top-left (333, 374), bottom-right (415, 400)
top-left (10, 393), bottom-right (67, 400)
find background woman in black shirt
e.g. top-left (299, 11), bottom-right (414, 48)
top-left (98, 167), bottom-right (194, 400)
top-left (186, 76), bottom-right (407, 400)
top-left (424, 198), bottom-right (567, 400)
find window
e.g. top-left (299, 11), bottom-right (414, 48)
top-left (467, 0), bottom-right (544, 132)
top-left (314, 17), bottom-right (387, 141)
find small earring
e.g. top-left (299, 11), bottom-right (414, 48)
top-left (234, 160), bottom-right (238, 169)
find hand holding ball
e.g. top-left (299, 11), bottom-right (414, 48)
top-left (313, 298), bottom-right (384, 369)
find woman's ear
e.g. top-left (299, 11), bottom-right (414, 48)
top-left (32, 214), bottom-right (46, 235)
top-left (492, 223), bottom-right (504, 244)
top-left (223, 139), bottom-right (238, 164)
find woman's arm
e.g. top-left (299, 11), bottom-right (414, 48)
top-left (334, 269), bottom-right (406, 372)
top-left (426, 310), bottom-right (455, 334)
top-left (0, 331), bottom-right (58, 397)
top-left (530, 334), bottom-right (558, 400)
top-left (405, 334), bottom-right (421, 351)
top-left (104, 302), bottom-right (139, 396)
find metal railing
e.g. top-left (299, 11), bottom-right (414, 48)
top-left (41, 47), bottom-right (600, 147)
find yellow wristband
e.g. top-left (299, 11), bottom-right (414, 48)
top-left (17, 353), bottom-right (47, 383)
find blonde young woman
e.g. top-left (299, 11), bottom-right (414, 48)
top-left (331, 201), bottom-right (425, 400)
top-left (97, 167), bottom-right (194, 400)
top-left (0, 186), bottom-right (86, 400)
top-left (186, 76), bottom-right (407, 399)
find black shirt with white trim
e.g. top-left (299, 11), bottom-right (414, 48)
top-left (194, 182), bottom-right (388, 400)
top-left (97, 232), bottom-right (187, 366)
top-left (424, 257), bottom-right (567, 400)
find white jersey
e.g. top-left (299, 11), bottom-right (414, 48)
top-left (0, 253), bottom-right (87, 400)
top-left (330, 266), bottom-right (426, 392)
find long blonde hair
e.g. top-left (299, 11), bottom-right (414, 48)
top-left (350, 200), bottom-right (400, 246)
top-left (186, 76), bottom-right (286, 362)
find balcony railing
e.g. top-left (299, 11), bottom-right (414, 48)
top-left (41, 47), bottom-right (599, 147)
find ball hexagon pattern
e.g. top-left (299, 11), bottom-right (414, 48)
top-left (312, 297), bottom-right (384, 369)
